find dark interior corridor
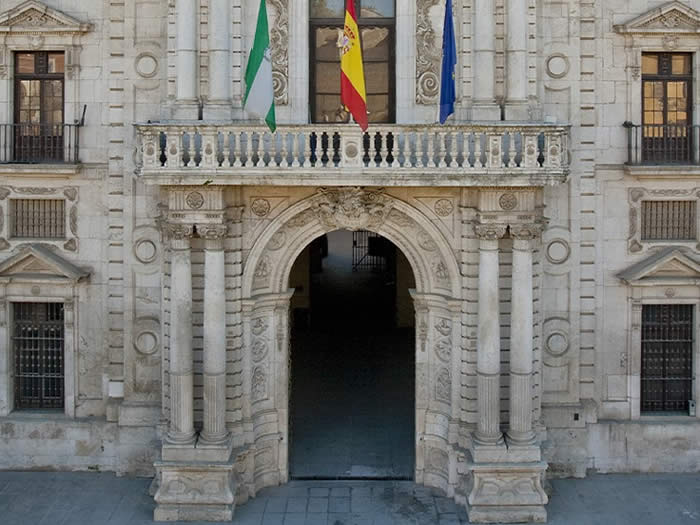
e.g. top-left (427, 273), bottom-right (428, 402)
top-left (289, 230), bottom-right (415, 479)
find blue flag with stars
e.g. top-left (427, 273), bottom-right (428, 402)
top-left (439, 0), bottom-right (456, 124)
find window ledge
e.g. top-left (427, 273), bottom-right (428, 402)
top-left (1, 410), bottom-right (70, 421)
top-left (638, 415), bottom-right (698, 423)
top-left (624, 164), bottom-right (700, 179)
top-left (0, 163), bottom-right (82, 177)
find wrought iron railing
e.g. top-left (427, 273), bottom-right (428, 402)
top-left (624, 122), bottom-right (700, 165)
top-left (0, 122), bottom-right (81, 164)
top-left (137, 123), bottom-right (569, 176)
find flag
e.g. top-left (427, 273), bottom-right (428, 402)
top-left (439, 0), bottom-right (456, 124)
top-left (340, 0), bottom-right (368, 131)
top-left (244, 0), bottom-right (276, 132)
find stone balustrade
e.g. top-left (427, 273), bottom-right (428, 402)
top-left (136, 123), bottom-right (569, 185)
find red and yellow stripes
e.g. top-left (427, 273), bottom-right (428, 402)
top-left (340, 0), bottom-right (368, 131)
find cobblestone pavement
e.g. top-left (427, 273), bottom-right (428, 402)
top-left (1, 471), bottom-right (700, 524)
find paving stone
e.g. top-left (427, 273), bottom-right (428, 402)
top-left (329, 487), bottom-right (350, 497)
top-left (328, 497), bottom-right (350, 513)
top-left (266, 498), bottom-right (288, 513)
top-left (307, 497), bottom-right (328, 513)
top-left (309, 488), bottom-right (329, 497)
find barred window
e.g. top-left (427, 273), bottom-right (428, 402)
top-left (13, 302), bottom-right (65, 410)
top-left (641, 200), bottom-right (696, 241)
top-left (641, 304), bottom-right (694, 414)
top-left (9, 199), bottom-right (65, 239)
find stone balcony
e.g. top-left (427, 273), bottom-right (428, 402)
top-left (136, 122), bottom-right (569, 187)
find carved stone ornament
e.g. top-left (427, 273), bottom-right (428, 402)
top-left (499, 193), bottom-right (518, 211)
top-left (0, 238), bottom-right (10, 250)
top-left (69, 205), bottom-right (78, 236)
top-left (315, 187), bottom-right (389, 231)
top-left (197, 224), bottom-right (227, 240)
top-left (251, 198), bottom-right (271, 217)
top-left (474, 224), bottom-right (507, 240)
top-left (510, 223), bottom-right (543, 241)
top-left (267, 231), bottom-right (286, 251)
top-left (164, 223), bottom-right (194, 240)
top-left (434, 199), bottom-right (454, 217)
top-left (252, 318), bottom-right (268, 336)
top-left (252, 367), bottom-right (267, 401)
top-left (436, 367), bottom-right (451, 403)
top-left (185, 191), bottom-right (204, 209)
top-left (0, 187), bottom-right (9, 200)
top-left (251, 338), bottom-right (268, 362)
top-left (434, 338), bottom-right (451, 362)
top-left (268, 0), bottom-right (289, 105)
top-left (63, 238), bottom-right (77, 252)
top-left (416, 0), bottom-right (442, 104)
top-left (254, 256), bottom-right (271, 280)
top-left (63, 188), bottom-right (78, 201)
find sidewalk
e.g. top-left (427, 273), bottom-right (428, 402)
top-left (1, 471), bottom-right (699, 524)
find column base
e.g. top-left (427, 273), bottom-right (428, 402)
top-left (472, 103), bottom-right (501, 121)
top-left (465, 444), bottom-right (547, 523)
top-left (154, 437), bottom-right (236, 522)
top-left (171, 102), bottom-right (200, 120)
top-left (504, 102), bottom-right (531, 121)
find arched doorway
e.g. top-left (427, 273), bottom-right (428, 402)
top-left (240, 189), bottom-right (462, 498)
top-left (288, 230), bottom-right (416, 479)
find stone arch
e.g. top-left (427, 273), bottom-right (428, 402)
top-left (243, 188), bottom-right (460, 299)
top-left (239, 188), bottom-right (463, 500)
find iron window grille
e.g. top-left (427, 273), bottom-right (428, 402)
top-left (9, 199), bottom-right (66, 239)
top-left (641, 200), bottom-right (696, 241)
top-left (641, 304), bottom-right (694, 413)
top-left (13, 302), bottom-right (65, 410)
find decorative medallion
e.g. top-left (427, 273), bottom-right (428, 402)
top-left (286, 209), bottom-right (316, 229)
top-left (665, 287), bottom-right (676, 298)
top-left (267, 231), bottom-right (286, 251)
top-left (435, 319), bottom-right (452, 337)
top-left (545, 331), bottom-right (569, 357)
top-left (134, 239), bottom-right (158, 264)
top-left (252, 367), bottom-right (267, 401)
top-left (545, 239), bottom-right (570, 265)
top-left (251, 198), bottom-right (271, 217)
top-left (252, 318), bottom-right (268, 336)
top-left (434, 338), bottom-right (451, 362)
top-left (545, 53), bottom-right (570, 79)
top-left (499, 192), bottom-right (518, 211)
top-left (388, 209), bottom-right (414, 227)
top-left (134, 330), bottom-right (159, 355)
top-left (436, 367), bottom-right (451, 403)
top-left (434, 199), bottom-right (454, 217)
top-left (251, 338), bottom-right (268, 362)
top-left (185, 191), bottom-right (204, 209)
top-left (433, 260), bottom-right (449, 281)
top-left (418, 230), bottom-right (438, 252)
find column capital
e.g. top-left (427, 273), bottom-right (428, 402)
top-left (475, 223), bottom-right (508, 241)
top-left (509, 223), bottom-right (544, 241)
top-left (198, 223), bottom-right (228, 240)
top-left (164, 223), bottom-right (194, 247)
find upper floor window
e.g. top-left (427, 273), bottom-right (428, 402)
top-left (9, 199), bottom-right (66, 239)
top-left (12, 51), bottom-right (65, 163)
top-left (641, 52), bottom-right (693, 164)
top-left (641, 200), bottom-right (696, 241)
top-left (310, 0), bottom-right (394, 124)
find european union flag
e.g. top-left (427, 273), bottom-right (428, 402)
top-left (439, 0), bottom-right (456, 124)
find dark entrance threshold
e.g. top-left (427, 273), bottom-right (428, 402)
top-left (289, 230), bottom-right (415, 480)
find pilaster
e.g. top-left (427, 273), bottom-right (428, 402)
top-left (473, 0), bottom-right (499, 120)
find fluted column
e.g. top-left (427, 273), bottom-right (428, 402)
top-left (505, 0), bottom-right (529, 120)
top-left (507, 225), bottom-right (540, 445)
top-left (166, 224), bottom-right (196, 445)
top-left (474, 224), bottom-right (507, 445)
top-left (200, 224), bottom-right (229, 445)
top-left (176, 0), bottom-right (198, 105)
top-left (473, 0), bottom-right (498, 120)
top-left (205, 0), bottom-right (232, 119)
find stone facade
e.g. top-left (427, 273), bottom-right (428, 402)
top-left (0, 0), bottom-right (700, 522)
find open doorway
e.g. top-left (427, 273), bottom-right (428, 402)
top-left (288, 229), bottom-right (416, 480)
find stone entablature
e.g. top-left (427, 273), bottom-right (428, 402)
top-left (136, 123), bottom-right (570, 187)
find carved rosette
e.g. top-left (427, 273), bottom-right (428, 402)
top-left (474, 224), bottom-right (507, 241)
top-left (416, 0), bottom-right (442, 104)
top-left (315, 187), bottom-right (390, 231)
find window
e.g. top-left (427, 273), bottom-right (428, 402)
top-left (310, 0), bottom-right (394, 123)
top-left (13, 302), bottom-right (65, 410)
top-left (641, 200), bottom-right (696, 241)
top-left (641, 52), bottom-right (693, 163)
top-left (13, 51), bottom-right (65, 162)
top-left (9, 199), bottom-right (66, 239)
top-left (641, 304), bottom-right (694, 413)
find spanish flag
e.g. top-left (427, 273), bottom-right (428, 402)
top-left (340, 0), bottom-right (368, 131)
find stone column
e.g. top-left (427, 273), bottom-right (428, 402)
top-left (474, 224), bottom-right (507, 445)
top-left (176, 0), bottom-right (198, 116)
top-left (200, 224), bottom-right (229, 445)
top-left (505, 0), bottom-right (529, 120)
top-left (205, 0), bottom-right (232, 119)
top-left (473, 0), bottom-right (499, 120)
top-left (166, 224), bottom-right (196, 445)
top-left (507, 225), bottom-right (540, 446)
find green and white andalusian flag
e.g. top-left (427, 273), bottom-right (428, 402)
top-left (243, 0), bottom-right (276, 132)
